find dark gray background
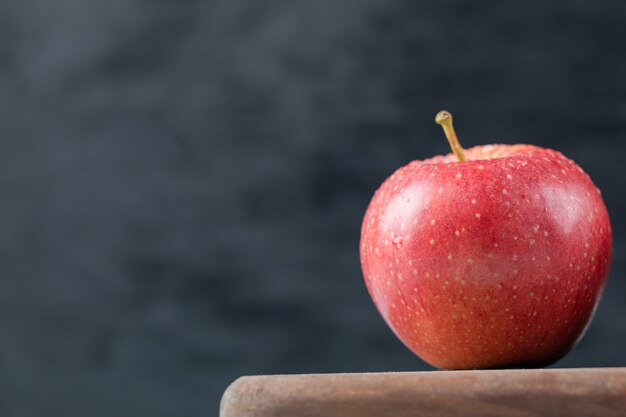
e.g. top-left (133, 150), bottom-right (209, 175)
top-left (0, 1), bottom-right (625, 416)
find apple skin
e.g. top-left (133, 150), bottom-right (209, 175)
top-left (360, 144), bottom-right (612, 370)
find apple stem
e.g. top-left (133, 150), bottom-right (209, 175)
top-left (435, 110), bottom-right (466, 162)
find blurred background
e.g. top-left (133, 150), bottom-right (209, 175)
top-left (1, 1), bottom-right (625, 416)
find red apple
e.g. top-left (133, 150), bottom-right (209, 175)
top-left (360, 111), bottom-right (612, 369)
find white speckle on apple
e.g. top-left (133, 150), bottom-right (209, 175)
top-left (475, 213), bottom-right (481, 219)
top-left (456, 173), bottom-right (462, 179)
top-left (431, 219), bottom-right (436, 225)
top-left (471, 199), bottom-right (477, 205)
top-left (455, 230), bottom-right (460, 237)
top-left (430, 239), bottom-right (436, 245)
top-left (502, 189), bottom-right (508, 195)
top-left (507, 174), bottom-right (513, 180)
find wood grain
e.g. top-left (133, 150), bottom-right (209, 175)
top-left (220, 368), bottom-right (626, 417)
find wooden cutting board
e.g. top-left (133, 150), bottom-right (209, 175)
top-left (220, 368), bottom-right (626, 417)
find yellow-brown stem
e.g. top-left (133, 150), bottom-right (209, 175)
top-left (435, 110), bottom-right (466, 162)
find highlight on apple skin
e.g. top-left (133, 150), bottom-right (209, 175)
top-left (359, 111), bottom-right (612, 370)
